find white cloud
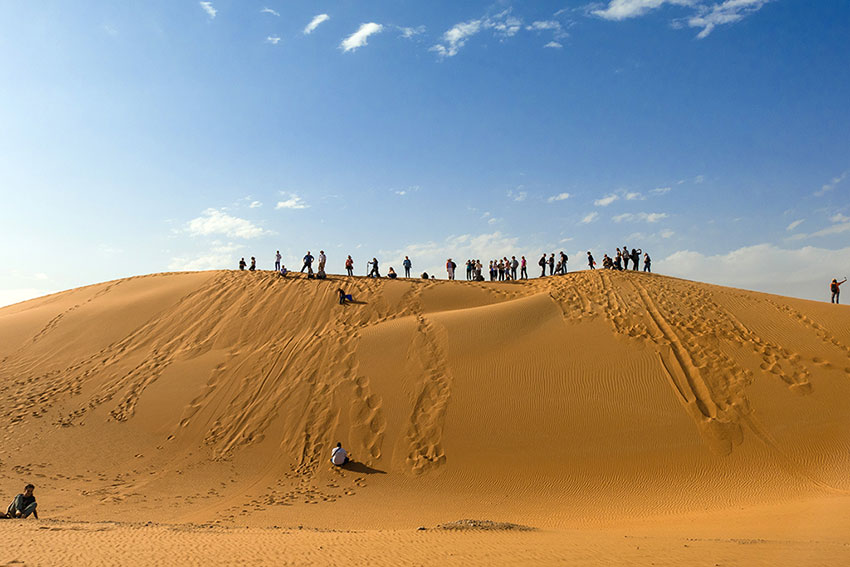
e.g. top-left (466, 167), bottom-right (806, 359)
top-left (398, 25), bottom-right (425, 39)
top-left (664, 243), bottom-right (850, 301)
top-left (261, 7), bottom-right (280, 17)
top-left (431, 10), bottom-right (524, 58)
top-left (199, 1), bottom-right (217, 19)
top-left (581, 212), bottom-right (599, 224)
top-left (169, 242), bottom-right (244, 271)
top-left (544, 41), bottom-right (563, 49)
top-left (592, 0), bottom-right (693, 21)
top-left (547, 192), bottom-right (571, 202)
top-left (660, 229), bottom-right (675, 238)
top-left (651, 186), bottom-right (672, 195)
top-left (527, 20), bottom-right (562, 31)
top-left (186, 208), bottom-right (270, 239)
top-left (508, 188), bottom-right (527, 202)
top-left (266, 36), bottom-right (281, 45)
top-left (625, 191), bottom-right (644, 200)
top-left (340, 22), bottom-right (383, 52)
top-left (810, 222), bottom-right (850, 238)
top-left (815, 171), bottom-right (848, 196)
top-left (304, 14), bottom-right (330, 35)
top-left (786, 219), bottom-right (804, 232)
top-left (830, 213), bottom-right (849, 223)
top-left (687, 0), bottom-right (771, 39)
top-left (594, 194), bottom-right (619, 207)
top-left (492, 15), bottom-right (523, 37)
top-left (249, 201), bottom-right (262, 208)
top-left (613, 212), bottom-right (669, 223)
top-left (275, 194), bottom-right (309, 210)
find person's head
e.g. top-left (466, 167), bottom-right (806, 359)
top-left (24, 484), bottom-right (34, 496)
top-left (307, 251), bottom-right (311, 254)
top-left (336, 442), bottom-right (342, 448)
top-left (834, 279), bottom-right (838, 283)
top-left (320, 250), bottom-right (324, 254)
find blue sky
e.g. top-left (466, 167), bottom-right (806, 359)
top-left (1, 0), bottom-right (848, 304)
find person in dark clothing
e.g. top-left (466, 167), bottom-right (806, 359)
top-left (559, 252), bottom-right (568, 274)
top-left (6, 484), bottom-right (37, 519)
top-left (587, 251), bottom-right (596, 270)
top-left (338, 288), bottom-right (347, 305)
top-left (613, 254), bottom-right (622, 271)
top-left (368, 258), bottom-right (380, 278)
top-left (643, 253), bottom-right (651, 273)
top-left (403, 256), bottom-right (412, 278)
top-left (238, 257), bottom-right (246, 271)
top-left (539, 254), bottom-right (547, 277)
top-left (249, 257), bottom-right (256, 271)
top-left (622, 246), bottom-right (629, 270)
top-left (631, 249), bottom-right (641, 271)
top-left (548, 254), bottom-right (555, 276)
top-left (831, 278), bottom-right (846, 304)
top-left (301, 251), bottom-right (314, 273)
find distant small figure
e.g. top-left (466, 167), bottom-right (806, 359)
top-left (538, 254), bottom-right (547, 277)
top-left (520, 256), bottom-right (528, 279)
top-left (369, 258), bottom-right (380, 278)
top-left (587, 251), bottom-right (596, 270)
top-left (275, 250), bottom-right (282, 271)
top-left (613, 253), bottom-right (622, 271)
top-left (345, 255), bottom-right (354, 277)
top-left (466, 259), bottom-right (473, 281)
top-left (631, 248), bottom-right (641, 271)
top-left (316, 268), bottom-right (327, 280)
top-left (338, 288), bottom-right (347, 305)
top-left (403, 256), bottom-right (412, 278)
top-left (559, 252), bottom-right (568, 275)
top-left (497, 259), bottom-right (505, 281)
top-left (387, 267), bottom-right (398, 279)
top-left (279, 265), bottom-right (288, 277)
top-left (510, 256), bottom-right (518, 280)
top-left (602, 254), bottom-right (612, 269)
top-left (622, 245), bottom-right (629, 270)
top-left (643, 253), bottom-right (651, 273)
top-left (318, 250), bottom-right (327, 272)
top-left (831, 278), bottom-right (846, 304)
top-left (238, 257), bottom-right (246, 271)
top-left (446, 259), bottom-right (456, 280)
top-left (331, 442), bottom-right (349, 466)
top-left (249, 257), bottom-right (256, 271)
top-left (421, 272), bottom-right (429, 279)
top-left (548, 254), bottom-right (555, 276)
top-left (6, 484), bottom-right (37, 519)
top-left (301, 251), bottom-right (314, 274)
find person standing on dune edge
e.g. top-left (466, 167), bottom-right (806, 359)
top-left (831, 278), bottom-right (846, 304)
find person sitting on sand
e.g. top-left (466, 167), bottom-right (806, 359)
top-left (249, 257), bottom-right (256, 271)
top-left (331, 442), bottom-right (349, 466)
top-left (6, 484), bottom-right (37, 519)
top-left (238, 257), bottom-right (246, 271)
top-left (831, 278), bottom-right (846, 304)
top-left (387, 267), bottom-right (398, 279)
top-left (338, 288), bottom-right (347, 305)
top-left (279, 265), bottom-right (288, 277)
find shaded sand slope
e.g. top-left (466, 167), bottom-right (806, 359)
top-left (0, 269), bottom-right (848, 529)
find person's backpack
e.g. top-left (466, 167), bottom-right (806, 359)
top-left (832, 282), bottom-right (839, 293)
top-left (538, 257), bottom-right (546, 266)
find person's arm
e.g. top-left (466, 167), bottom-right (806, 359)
top-left (840, 279), bottom-right (847, 286)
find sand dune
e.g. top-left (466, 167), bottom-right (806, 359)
top-left (0, 269), bottom-right (848, 564)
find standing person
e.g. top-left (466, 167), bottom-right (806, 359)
top-left (403, 256), bottom-right (412, 278)
top-left (249, 257), bottom-right (256, 271)
top-left (369, 258), bottom-right (380, 278)
top-left (643, 253), bottom-right (651, 273)
top-left (301, 251), bottom-right (314, 273)
top-left (274, 251), bottom-right (282, 271)
top-left (548, 254), bottom-right (555, 276)
top-left (622, 245), bottom-right (629, 270)
top-left (520, 256), bottom-right (528, 279)
top-left (238, 257), bottom-right (246, 271)
top-left (587, 251), bottom-right (596, 270)
top-left (345, 255), bottom-right (354, 276)
top-left (497, 259), bottom-right (505, 281)
top-left (475, 259), bottom-right (483, 280)
top-left (489, 261), bottom-right (496, 281)
top-left (631, 248), bottom-right (641, 271)
top-left (318, 250), bottom-right (327, 273)
top-left (5, 484), bottom-right (37, 519)
top-left (465, 260), bottom-right (472, 281)
top-left (446, 259), bottom-right (456, 280)
top-left (559, 252), bottom-right (568, 274)
top-left (831, 278), bottom-right (847, 304)
top-left (510, 256), bottom-right (519, 280)
top-left (538, 254), bottom-right (547, 277)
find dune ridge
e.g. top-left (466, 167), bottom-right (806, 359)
top-left (0, 269), bottom-right (848, 536)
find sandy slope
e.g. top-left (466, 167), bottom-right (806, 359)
top-left (0, 269), bottom-right (848, 564)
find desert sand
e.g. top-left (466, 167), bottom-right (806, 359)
top-left (0, 269), bottom-right (848, 565)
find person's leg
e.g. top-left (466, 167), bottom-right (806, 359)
top-left (20, 502), bottom-right (36, 519)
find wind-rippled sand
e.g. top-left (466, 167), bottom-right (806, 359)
top-left (0, 270), bottom-right (848, 565)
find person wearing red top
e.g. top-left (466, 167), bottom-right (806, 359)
top-left (831, 278), bottom-right (846, 304)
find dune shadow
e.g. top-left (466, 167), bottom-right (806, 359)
top-left (343, 461), bottom-right (386, 475)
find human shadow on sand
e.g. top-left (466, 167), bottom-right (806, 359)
top-left (342, 461), bottom-right (387, 475)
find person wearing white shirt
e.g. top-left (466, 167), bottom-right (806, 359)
top-left (275, 251), bottom-right (282, 271)
top-left (318, 251), bottom-right (327, 272)
top-left (331, 442), bottom-right (349, 466)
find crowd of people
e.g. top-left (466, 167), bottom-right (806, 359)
top-left (587, 247), bottom-right (651, 272)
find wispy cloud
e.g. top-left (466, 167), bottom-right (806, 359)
top-left (341, 23), bottom-right (383, 52)
top-left (651, 186), bottom-right (672, 195)
top-left (275, 193), bottom-right (309, 210)
top-left (186, 209), bottom-right (269, 239)
top-left (527, 20), bottom-right (562, 31)
top-left (592, 0), bottom-right (693, 21)
top-left (261, 7), bottom-right (280, 17)
top-left (594, 194), bottom-right (619, 207)
top-left (814, 171), bottom-right (848, 196)
top-left (624, 191), bottom-right (644, 200)
top-left (786, 219), bottom-right (804, 231)
top-left (508, 188), bottom-right (527, 202)
top-left (304, 14), bottom-right (330, 35)
top-left (249, 201), bottom-right (262, 209)
top-left (398, 25), bottom-right (426, 39)
top-left (544, 41), bottom-right (563, 49)
top-left (687, 0), bottom-right (771, 39)
top-left (547, 192), bottom-right (571, 202)
top-left (613, 212), bottom-right (669, 223)
top-left (199, 1), bottom-right (217, 19)
top-left (266, 36), bottom-right (281, 45)
top-left (581, 212), bottom-right (599, 224)
top-left (431, 10), bottom-right (524, 58)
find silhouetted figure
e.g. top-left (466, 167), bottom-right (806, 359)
top-left (249, 257), bottom-right (256, 271)
top-left (238, 257), bottom-right (246, 271)
top-left (587, 251), bottom-right (595, 270)
top-left (831, 278), bottom-right (846, 304)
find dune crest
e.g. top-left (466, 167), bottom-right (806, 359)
top-left (0, 270), bottom-right (848, 528)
